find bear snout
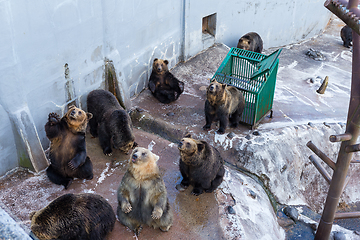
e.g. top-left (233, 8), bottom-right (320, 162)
top-left (209, 85), bottom-right (215, 92)
top-left (131, 154), bottom-right (138, 163)
top-left (178, 141), bottom-right (183, 149)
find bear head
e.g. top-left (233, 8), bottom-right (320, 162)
top-left (237, 36), bottom-right (251, 50)
top-left (128, 147), bottom-right (160, 180)
top-left (206, 79), bottom-right (226, 105)
top-left (64, 105), bottom-right (93, 133)
top-left (153, 58), bottom-right (169, 75)
top-left (178, 133), bottom-right (206, 160)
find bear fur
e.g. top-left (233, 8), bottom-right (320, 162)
top-left (87, 89), bottom-right (137, 156)
top-left (45, 106), bottom-right (93, 189)
top-left (237, 32), bottom-right (263, 53)
top-left (117, 147), bottom-right (173, 236)
top-left (148, 58), bottom-right (184, 104)
top-left (176, 133), bottom-right (225, 196)
top-left (341, 25), bottom-right (352, 48)
top-left (30, 193), bottom-right (116, 240)
top-left (203, 79), bottom-right (245, 134)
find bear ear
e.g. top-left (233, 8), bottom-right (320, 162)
top-left (210, 78), bottom-right (217, 83)
top-left (68, 105), bottom-right (76, 110)
top-left (164, 60), bottom-right (169, 65)
top-left (152, 152), bottom-right (159, 162)
top-left (87, 112), bottom-right (93, 120)
top-left (154, 58), bottom-right (158, 62)
top-left (29, 211), bottom-right (36, 220)
top-left (197, 142), bottom-right (205, 152)
top-left (184, 133), bottom-right (192, 138)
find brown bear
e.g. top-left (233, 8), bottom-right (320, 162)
top-left (176, 133), bottom-right (225, 196)
top-left (117, 147), bottom-right (173, 236)
top-left (237, 32), bottom-right (263, 53)
top-left (45, 106), bottom-right (93, 189)
top-left (87, 89), bottom-right (137, 156)
top-left (148, 58), bottom-right (184, 104)
top-left (341, 25), bottom-right (352, 48)
top-left (203, 79), bottom-right (245, 134)
top-left (30, 193), bottom-right (116, 240)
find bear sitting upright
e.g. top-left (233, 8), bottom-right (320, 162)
top-left (30, 193), bottom-right (116, 240)
top-left (45, 106), bottom-right (93, 189)
top-left (117, 147), bottom-right (173, 236)
top-left (203, 79), bottom-right (245, 134)
top-left (237, 32), bottom-right (263, 53)
top-left (176, 133), bottom-right (225, 196)
top-left (87, 89), bottom-right (137, 156)
top-left (148, 58), bottom-right (184, 104)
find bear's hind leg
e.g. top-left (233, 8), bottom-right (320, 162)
top-left (117, 206), bottom-right (142, 235)
top-left (46, 165), bottom-right (73, 189)
top-left (206, 165), bottom-right (225, 193)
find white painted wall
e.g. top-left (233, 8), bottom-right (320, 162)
top-left (0, 0), bottom-right (331, 176)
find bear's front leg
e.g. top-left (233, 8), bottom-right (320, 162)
top-left (45, 113), bottom-right (61, 139)
top-left (217, 113), bottom-right (229, 134)
top-left (98, 123), bottom-right (112, 156)
top-left (203, 101), bottom-right (215, 130)
top-left (68, 151), bottom-right (87, 170)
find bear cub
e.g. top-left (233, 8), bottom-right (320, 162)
top-left (203, 79), bottom-right (245, 134)
top-left (87, 89), bottom-right (137, 156)
top-left (341, 25), bottom-right (352, 48)
top-left (237, 32), bottom-right (263, 53)
top-left (177, 133), bottom-right (225, 196)
top-left (30, 193), bottom-right (116, 240)
top-left (148, 58), bottom-right (184, 104)
top-left (45, 106), bottom-right (93, 189)
top-left (117, 147), bottom-right (173, 236)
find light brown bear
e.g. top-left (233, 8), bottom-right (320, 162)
top-left (117, 147), bottom-right (173, 236)
top-left (203, 79), bottom-right (245, 134)
top-left (45, 106), bottom-right (93, 189)
top-left (176, 133), bottom-right (225, 196)
top-left (148, 58), bottom-right (184, 104)
top-left (30, 193), bottom-right (116, 240)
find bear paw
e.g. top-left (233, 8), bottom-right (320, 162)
top-left (216, 128), bottom-right (226, 134)
top-left (176, 184), bottom-right (188, 192)
top-left (122, 202), bottom-right (132, 213)
top-left (151, 208), bottom-right (163, 219)
top-left (159, 225), bottom-right (172, 232)
top-left (48, 112), bottom-right (60, 125)
top-left (191, 188), bottom-right (204, 196)
top-left (68, 160), bottom-right (80, 170)
top-left (203, 125), bottom-right (211, 131)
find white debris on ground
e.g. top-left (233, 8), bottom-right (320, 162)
top-left (216, 166), bottom-right (286, 240)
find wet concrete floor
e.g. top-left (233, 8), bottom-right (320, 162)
top-left (0, 128), bottom-right (227, 240)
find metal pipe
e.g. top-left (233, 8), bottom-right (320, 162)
top-left (324, 0), bottom-right (360, 35)
top-left (345, 143), bottom-right (360, 152)
top-left (342, 175), bottom-right (352, 193)
top-left (309, 155), bottom-right (332, 184)
top-left (329, 133), bottom-right (352, 142)
top-left (307, 141), bottom-right (336, 170)
top-left (335, 211), bottom-right (360, 219)
top-left (351, 159), bottom-right (360, 163)
top-left (315, 1), bottom-right (360, 238)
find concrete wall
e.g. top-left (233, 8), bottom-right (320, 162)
top-left (0, 0), bottom-right (331, 176)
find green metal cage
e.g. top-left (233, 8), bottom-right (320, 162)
top-left (212, 47), bottom-right (282, 128)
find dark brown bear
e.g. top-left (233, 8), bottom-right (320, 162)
top-left (148, 58), bottom-right (184, 104)
top-left (117, 147), bottom-right (173, 236)
top-left (87, 89), bottom-right (137, 156)
top-left (237, 32), bottom-right (263, 53)
top-left (341, 25), bottom-right (352, 48)
top-left (176, 134), bottom-right (225, 196)
top-left (203, 79), bottom-right (245, 134)
top-left (30, 193), bottom-right (116, 240)
top-left (45, 106), bottom-right (93, 189)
